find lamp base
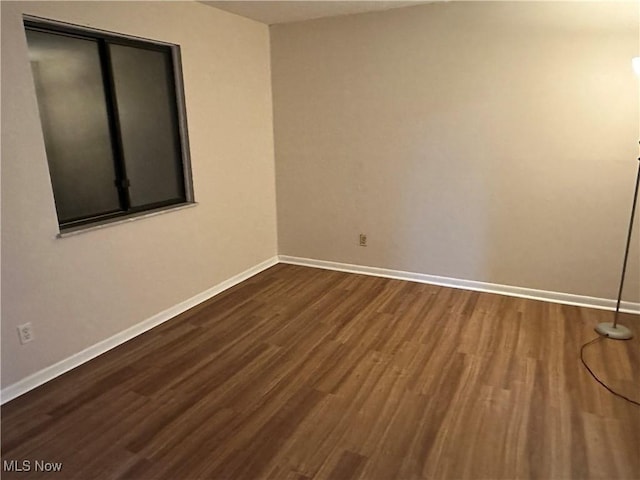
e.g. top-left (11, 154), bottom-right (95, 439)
top-left (595, 322), bottom-right (633, 340)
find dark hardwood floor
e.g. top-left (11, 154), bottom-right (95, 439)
top-left (2, 263), bottom-right (639, 479)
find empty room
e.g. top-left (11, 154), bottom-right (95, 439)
top-left (1, 1), bottom-right (639, 479)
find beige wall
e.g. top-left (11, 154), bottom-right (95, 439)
top-left (272, 1), bottom-right (640, 302)
top-left (1, 1), bottom-right (277, 388)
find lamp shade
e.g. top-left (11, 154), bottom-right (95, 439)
top-left (633, 57), bottom-right (640, 77)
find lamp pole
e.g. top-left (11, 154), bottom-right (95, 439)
top-left (595, 155), bottom-right (639, 340)
top-left (595, 58), bottom-right (640, 340)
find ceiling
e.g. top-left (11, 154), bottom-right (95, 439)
top-left (202, 1), bottom-right (433, 25)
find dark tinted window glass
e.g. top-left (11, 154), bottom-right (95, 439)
top-left (109, 44), bottom-right (185, 208)
top-left (24, 19), bottom-right (193, 230)
top-left (26, 29), bottom-right (121, 223)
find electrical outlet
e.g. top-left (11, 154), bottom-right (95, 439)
top-left (359, 233), bottom-right (367, 247)
top-left (17, 322), bottom-right (34, 345)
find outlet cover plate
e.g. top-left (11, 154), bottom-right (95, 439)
top-left (17, 322), bottom-right (34, 345)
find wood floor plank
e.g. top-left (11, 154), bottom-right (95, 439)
top-left (2, 264), bottom-right (638, 479)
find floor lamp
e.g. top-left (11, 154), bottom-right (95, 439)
top-left (595, 57), bottom-right (640, 340)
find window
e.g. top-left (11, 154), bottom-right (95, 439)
top-left (24, 17), bottom-right (194, 231)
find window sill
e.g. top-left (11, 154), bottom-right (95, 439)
top-left (56, 202), bottom-right (197, 238)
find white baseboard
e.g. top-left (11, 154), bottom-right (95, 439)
top-left (278, 255), bottom-right (640, 315)
top-left (3, 254), bottom-right (637, 405)
top-left (0, 256), bottom-right (279, 405)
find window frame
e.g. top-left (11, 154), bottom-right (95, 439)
top-left (23, 15), bottom-right (195, 233)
